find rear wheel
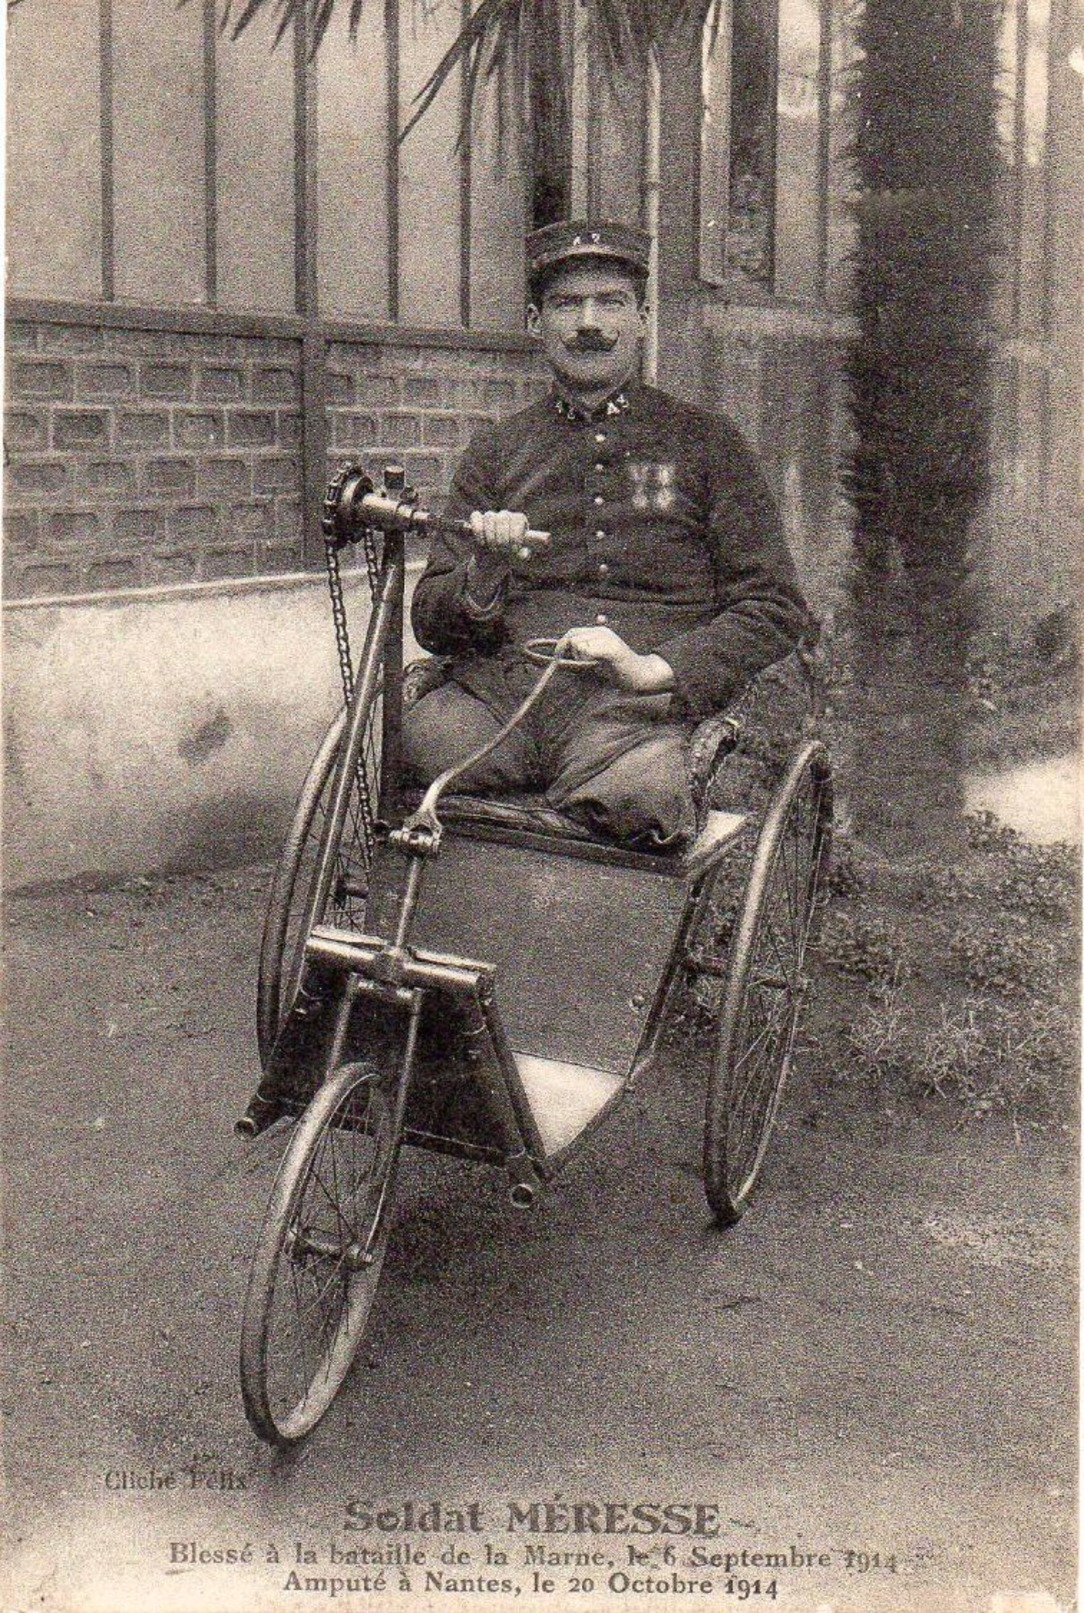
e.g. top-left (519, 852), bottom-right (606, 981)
top-left (703, 742), bottom-right (832, 1225)
top-left (240, 1059), bottom-right (399, 1446)
top-left (256, 696), bottom-right (381, 1067)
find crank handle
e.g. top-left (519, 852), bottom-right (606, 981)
top-left (349, 487), bottom-right (549, 556)
top-left (436, 514), bottom-right (550, 560)
top-left (323, 467), bottom-right (550, 556)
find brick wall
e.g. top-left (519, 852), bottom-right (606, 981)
top-left (4, 320), bottom-right (304, 597)
top-left (324, 337), bottom-right (548, 506)
top-left (3, 318), bottom-right (549, 600)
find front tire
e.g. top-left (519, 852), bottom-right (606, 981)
top-left (239, 1059), bottom-right (399, 1446)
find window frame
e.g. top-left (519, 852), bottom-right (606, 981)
top-left (698, 0), bottom-right (839, 308)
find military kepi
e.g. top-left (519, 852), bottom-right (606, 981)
top-left (526, 220), bottom-right (652, 287)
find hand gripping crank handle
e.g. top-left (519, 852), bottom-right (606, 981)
top-left (435, 513), bottom-right (550, 560)
top-left (352, 488), bottom-right (549, 559)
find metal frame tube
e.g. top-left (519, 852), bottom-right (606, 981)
top-left (369, 988), bottom-right (425, 1247)
top-left (641, 46), bottom-right (661, 386)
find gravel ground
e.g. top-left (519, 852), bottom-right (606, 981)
top-left (1, 866), bottom-right (1076, 1613)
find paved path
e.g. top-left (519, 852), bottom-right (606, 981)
top-left (966, 754), bottom-right (1079, 844)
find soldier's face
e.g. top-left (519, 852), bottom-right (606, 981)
top-left (527, 264), bottom-right (647, 395)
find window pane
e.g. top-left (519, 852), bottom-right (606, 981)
top-left (700, 1), bottom-right (732, 283)
top-left (727, 0), bottom-right (779, 287)
top-left (992, 0), bottom-right (1019, 330)
top-left (774, 0), bottom-right (822, 300)
top-left (468, 77), bottom-right (528, 332)
top-left (399, 0), bottom-right (463, 327)
top-left (995, 0), bottom-right (1051, 334)
top-left (6, 0), bottom-right (101, 299)
top-left (534, 0), bottom-right (573, 225)
top-left (1019, 0), bottom-right (1050, 332)
top-left (596, 72), bottom-right (644, 223)
top-left (317, 2), bottom-right (391, 320)
top-left (112, 0), bottom-right (206, 305)
top-left (824, 0), bottom-right (858, 308)
top-left (218, 8), bottom-right (296, 314)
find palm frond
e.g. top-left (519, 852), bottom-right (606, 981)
top-left (400, 0), bottom-right (515, 143)
top-left (223, 0), bottom-right (716, 141)
top-left (406, 0), bottom-right (713, 132)
top-left (220, 0), bottom-right (368, 51)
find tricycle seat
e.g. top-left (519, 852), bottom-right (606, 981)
top-left (433, 790), bottom-right (615, 846)
top-left (401, 651), bottom-right (747, 834)
top-left (398, 787), bottom-right (747, 879)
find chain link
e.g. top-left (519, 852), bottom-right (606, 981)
top-left (321, 463), bottom-right (384, 862)
top-left (322, 462), bottom-right (378, 707)
top-left (325, 537), bottom-right (356, 713)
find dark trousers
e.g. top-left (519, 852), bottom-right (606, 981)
top-left (400, 655), bottom-right (694, 845)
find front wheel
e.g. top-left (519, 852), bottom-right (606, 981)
top-left (703, 742), bottom-right (832, 1226)
top-left (240, 1059), bottom-right (399, 1446)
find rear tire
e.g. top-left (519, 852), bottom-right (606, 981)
top-left (256, 698), bottom-right (380, 1067)
top-left (703, 742), bottom-right (832, 1225)
top-left (240, 1059), bottom-right (399, 1447)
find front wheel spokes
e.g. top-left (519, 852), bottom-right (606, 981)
top-left (241, 1061), bottom-right (400, 1446)
top-left (279, 1112), bottom-right (380, 1362)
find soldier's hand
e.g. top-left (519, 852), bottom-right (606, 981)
top-left (557, 626), bottom-right (675, 694)
top-left (469, 509), bottom-right (535, 563)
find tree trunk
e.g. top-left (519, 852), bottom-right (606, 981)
top-left (844, 0), bottom-right (999, 854)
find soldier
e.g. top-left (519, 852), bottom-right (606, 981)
top-left (403, 219), bottom-right (809, 845)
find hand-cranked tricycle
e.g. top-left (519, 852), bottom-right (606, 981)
top-left (235, 463), bottom-right (833, 1448)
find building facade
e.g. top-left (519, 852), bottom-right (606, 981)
top-left (4, 0), bottom-right (1080, 886)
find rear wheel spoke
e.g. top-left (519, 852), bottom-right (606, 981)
top-left (257, 688), bottom-right (384, 1068)
top-left (702, 742), bottom-right (833, 1225)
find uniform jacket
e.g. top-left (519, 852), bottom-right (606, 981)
top-left (410, 380), bottom-right (811, 722)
